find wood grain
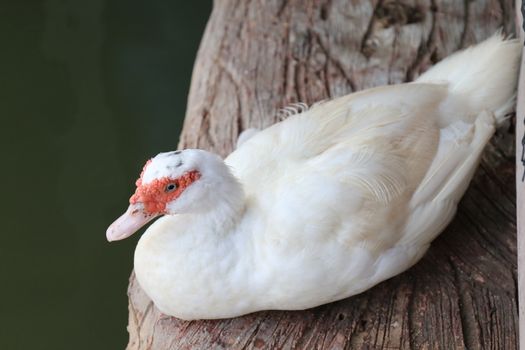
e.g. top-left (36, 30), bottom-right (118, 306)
top-left (127, 0), bottom-right (519, 348)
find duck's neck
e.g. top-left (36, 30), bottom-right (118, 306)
top-left (198, 176), bottom-right (245, 235)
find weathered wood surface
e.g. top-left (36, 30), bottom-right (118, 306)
top-left (127, 0), bottom-right (519, 348)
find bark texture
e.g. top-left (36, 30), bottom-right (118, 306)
top-left (127, 0), bottom-right (519, 348)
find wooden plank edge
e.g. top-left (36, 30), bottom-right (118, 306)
top-left (515, 1), bottom-right (525, 349)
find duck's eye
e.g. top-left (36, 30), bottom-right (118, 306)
top-left (165, 183), bottom-right (177, 192)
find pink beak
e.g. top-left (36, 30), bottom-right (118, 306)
top-left (106, 204), bottom-right (158, 242)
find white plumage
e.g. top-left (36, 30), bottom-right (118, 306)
top-left (107, 34), bottom-right (521, 320)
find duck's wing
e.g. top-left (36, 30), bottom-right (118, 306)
top-left (397, 110), bottom-right (496, 247)
top-left (226, 83), bottom-right (449, 250)
top-left (367, 109), bottom-right (497, 287)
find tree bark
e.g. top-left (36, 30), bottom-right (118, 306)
top-left (127, 1), bottom-right (519, 348)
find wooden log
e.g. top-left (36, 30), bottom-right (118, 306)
top-left (127, 1), bottom-right (519, 348)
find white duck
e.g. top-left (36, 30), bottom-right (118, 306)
top-left (107, 34), bottom-right (521, 320)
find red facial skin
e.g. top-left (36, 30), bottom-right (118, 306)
top-left (130, 160), bottom-right (201, 214)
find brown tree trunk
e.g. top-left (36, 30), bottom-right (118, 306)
top-left (126, 1), bottom-right (519, 348)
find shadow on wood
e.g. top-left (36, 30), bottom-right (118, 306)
top-left (127, 0), bottom-right (518, 348)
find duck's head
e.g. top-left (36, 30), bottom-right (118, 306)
top-left (106, 149), bottom-right (231, 242)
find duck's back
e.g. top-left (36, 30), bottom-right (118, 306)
top-left (226, 82), bottom-right (446, 200)
top-left (228, 87), bottom-right (438, 261)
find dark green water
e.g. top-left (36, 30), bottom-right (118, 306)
top-left (0, 1), bottom-right (211, 348)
